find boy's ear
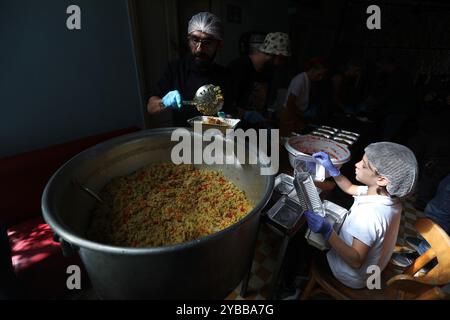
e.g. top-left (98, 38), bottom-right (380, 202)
top-left (377, 176), bottom-right (390, 187)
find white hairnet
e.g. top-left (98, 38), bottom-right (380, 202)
top-left (188, 12), bottom-right (224, 40)
top-left (365, 142), bottom-right (418, 198)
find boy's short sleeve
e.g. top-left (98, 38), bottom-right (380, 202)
top-left (346, 207), bottom-right (378, 247)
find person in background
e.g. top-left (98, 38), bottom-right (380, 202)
top-left (408, 90), bottom-right (450, 210)
top-left (331, 60), bottom-right (364, 116)
top-left (147, 12), bottom-right (231, 126)
top-left (228, 32), bottom-right (291, 128)
top-left (306, 142), bottom-right (418, 289)
top-left (279, 58), bottom-right (328, 137)
top-left (414, 173), bottom-right (450, 238)
top-left (363, 56), bottom-right (415, 142)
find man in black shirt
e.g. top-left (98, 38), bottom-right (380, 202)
top-left (147, 12), bottom-right (231, 127)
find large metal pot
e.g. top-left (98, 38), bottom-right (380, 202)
top-left (42, 128), bottom-right (274, 299)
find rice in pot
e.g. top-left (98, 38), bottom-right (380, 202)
top-left (87, 164), bottom-right (253, 247)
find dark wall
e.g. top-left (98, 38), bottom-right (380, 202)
top-left (0, 0), bottom-right (144, 158)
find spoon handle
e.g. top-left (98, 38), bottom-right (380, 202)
top-left (72, 180), bottom-right (104, 203)
top-left (182, 100), bottom-right (196, 106)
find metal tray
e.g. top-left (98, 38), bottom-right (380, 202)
top-left (187, 116), bottom-right (240, 133)
top-left (288, 185), bottom-right (322, 204)
top-left (274, 173), bottom-right (294, 195)
top-left (266, 195), bottom-right (304, 231)
top-left (323, 200), bottom-right (348, 225)
top-left (310, 125), bottom-right (360, 146)
top-left (305, 200), bottom-right (349, 250)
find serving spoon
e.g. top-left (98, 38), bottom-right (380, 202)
top-left (183, 84), bottom-right (224, 115)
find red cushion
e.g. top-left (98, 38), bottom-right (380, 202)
top-left (0, 126), bottom-right (140, 227)
top-left (1, 127), bottom-right (140, 297)
top-left (7, 216), bottom-right (87, 298)
top-left (8, 217), bottom-right (59, 272)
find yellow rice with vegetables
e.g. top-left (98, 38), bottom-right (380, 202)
top-left (88, 164), bottom-right (253, 247)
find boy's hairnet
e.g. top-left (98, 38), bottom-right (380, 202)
top-left (188, 12), bottom-right (224, 40)
top-left (365, 142), bottom-right (418, 198)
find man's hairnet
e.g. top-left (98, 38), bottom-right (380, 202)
top-left (188, 12), bottom-right (224, 40)
top-left (365, 142), bottom-right (418, 198)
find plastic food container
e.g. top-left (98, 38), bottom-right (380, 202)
top-left (284, 135), bottom-right (351, 180)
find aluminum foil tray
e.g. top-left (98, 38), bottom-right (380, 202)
top-left (266, 195), bottom-right (304, 231)
top-left (310, 125), bottom-right (360, 146)
top-left (187, 116), bottom-right (240, 134)
top-left (274, 173), bottom-right (294, 195)
top-left (305, 200), bottom-right (349, 250)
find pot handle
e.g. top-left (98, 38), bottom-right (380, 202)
top-left (53, 233), bottom-right (79, 257)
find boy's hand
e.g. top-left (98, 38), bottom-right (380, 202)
top-left (304, 210), bottom-right (332, 241)
top-left (313, 152), bottom-right (341, 177)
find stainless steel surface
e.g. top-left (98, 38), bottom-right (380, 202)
top-left (183, 84), bottom-right (224, 115)
top-left (42, 128), bottom-right (274, 299)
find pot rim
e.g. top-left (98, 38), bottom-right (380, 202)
top-left (41, 127), bottom-right (274, 255)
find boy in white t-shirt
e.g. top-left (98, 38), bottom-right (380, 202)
top-left (306, 142), bottom-right (418, 289)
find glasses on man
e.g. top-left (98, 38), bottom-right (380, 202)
top-left (187, 36), bottom-right (217, 48)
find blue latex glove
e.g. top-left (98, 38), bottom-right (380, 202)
top-left (313, 151), bottom-right (341, 177)
top-left (304, 210), bottom-right (333, 241)
top-left (244, 111), bottom-right (265, 124)
top-left (161, 90), bottom-right (182, 109)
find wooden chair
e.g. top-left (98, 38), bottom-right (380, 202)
top-left (300, 218), bottom-right (450, 300)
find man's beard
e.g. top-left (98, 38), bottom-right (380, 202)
top-left (192, 51), bottom-right (217, 69)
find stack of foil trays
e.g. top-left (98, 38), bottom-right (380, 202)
top-left (304, 200), bottom-right (349, 251)
top-left (266, 172), bottom-right (349, 249)
top-left (265, 173), bottom-right (320, 234)
top-left (310, 125), bottom-right (359, 146)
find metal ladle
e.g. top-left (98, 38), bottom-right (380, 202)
top-left (183, 84), bottom-right (224, 115)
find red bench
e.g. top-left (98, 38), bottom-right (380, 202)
top-left (1, 127), bottom-right (140, 298)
